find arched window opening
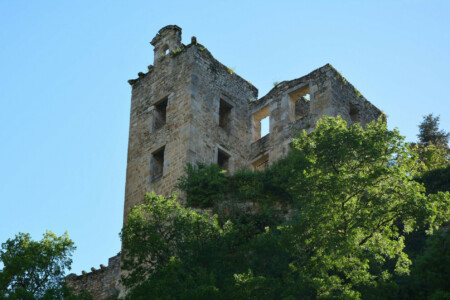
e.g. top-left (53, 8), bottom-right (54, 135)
top-left (161, 44), bottom-right (170, 56)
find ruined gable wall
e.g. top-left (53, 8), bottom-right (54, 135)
top-left (327, 67), bottom-right (383, 126)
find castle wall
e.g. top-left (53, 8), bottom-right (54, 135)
top-left (66, 255), bottom-right (120, 299)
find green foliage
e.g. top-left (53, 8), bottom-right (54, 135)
top-left (400, 116), bottom-right (450, 277)
top-left (410, 143), bottom-right (449, 172)
top-left (171, 48), bottom-right (182, 56)
top-left (417, 165), bottom-right (450, 195)
top-left (123, 116), bottom-right (450, 299)
top-left (64, 288), bottom-right (94, 300)
top-left (177, 163), bottom-right (227, 207)
top-left (399, 229), bottom-right (450, 300)
top-left (177, 159), bottom-right (296, 209)
top-left (0, 231), bottom-right (77, 299)
top-left (279, 116), bottom-right (449, 298)
top-left (227, 168), bottom-right (265, 202)
top-left (418, 113), bottom-right (449, 148)
top-left (121, 193), bottom-right (302, 299)
top-left (120, 192), bottom-right (224, 291)
top-left (124, 257), bottom-right (220, 300)
top-left (354, 88), bottom-right (362, 98)
top-left (226, 67), bottom-right (235, 75)
top-left (414, 229), bottom-right (450, 297)
top-left (412, 114), bottom-right (449, 171)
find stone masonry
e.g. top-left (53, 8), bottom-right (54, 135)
top-left (66, 25), bottom-right (383, 299)
top-left (66, 255), bottom-right (120, 299)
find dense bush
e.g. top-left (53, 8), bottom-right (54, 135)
top-left (417, 165), bottom-right (450, 195)
top-left (177, 162), bottom-right (227, 207)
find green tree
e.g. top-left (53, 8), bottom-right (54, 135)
top-left (410, 143), bottom-right (449, 172)
top-left (120, 192), bottom-right (225, 296)
top-left (417, 164), bottom-right (450, 195)
top-left (120, 193), bottom-right (296, 299)
top-left (0, 231), bottom-right (77, 299)
top-left (405, 229), bottom-right (450, 300)
top-left (418, 114), bottom-right (449, 148)
top-left (411, 113), bottom-right (450, 172)
top-left (280, 117), bottom-right (449, 298)
top-left (177, 162), bottom-right (227, 207)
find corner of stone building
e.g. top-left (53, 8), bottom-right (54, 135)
top-left (325, 65), bottom-right (384, 126)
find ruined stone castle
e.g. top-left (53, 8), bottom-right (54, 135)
top-left (67, 25), bottom-right (383, 299)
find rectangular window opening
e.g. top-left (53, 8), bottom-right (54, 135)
top-left (151, 146), bottom-right (165, 182)
top-left (154, 97), bottom-right (168, 130)
top-left (252, 154), bottom-right (269, 171)
top-left (252, 105), bottom-right (270, 142)
top-left (260, 116), bottom-right (269, 137)
top-left (217, 149), bottom-right (230, 172)
top-left (349, 103), bottom-right (360, 123)
top-left (219, 99), bottom-right (232, 132)
top-left (289, 85), bottom-right (310, 122)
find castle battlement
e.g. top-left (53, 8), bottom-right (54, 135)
top-left (66, 254), bottom-right (120, 299)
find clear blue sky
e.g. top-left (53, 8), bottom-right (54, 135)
top-left (1, 1), bottom-right (449, 275)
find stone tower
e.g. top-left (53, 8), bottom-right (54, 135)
top-left (123, 25), bottom-right (259, 222)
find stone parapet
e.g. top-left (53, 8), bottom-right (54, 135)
top-left (66, 255), bottom-right (121, 300)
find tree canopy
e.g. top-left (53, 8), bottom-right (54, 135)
top-left (417, 113), bottom-right (449, 149)
top-left (412, 113), bottom-right (449, 171)
top-left (0, 231), bottom-right (78, 300)
top-left (121, 116), bottom-right (450, 299)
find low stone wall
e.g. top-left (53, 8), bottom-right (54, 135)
top-left (66, 254), bottom-right (121, 300)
